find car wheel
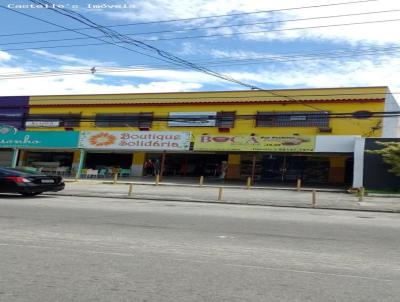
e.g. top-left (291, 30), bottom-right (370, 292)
top-left (21, 192), bottom-right (42, 197)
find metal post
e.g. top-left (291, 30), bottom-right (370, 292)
top-left (296, 179), bottom-right (301, 191)
top-left (246, 177), bottom-right (252, 189)
top-left (11, 148), bottom-right (19, 168)
top-left (218, 187), bottom-right (223, 201)
top-left (128, 183), bottom-right (133, 197)
top-left (312, 190), bottom-right (316, 208)
top-left (199, 175), bottom-right (204, 187)
top-left (155, 174), bottom-right (160, 186)
top-left (358, 187), bottom-right (365, 202)
top-left (113, 172), bottom-right (118, 184)
top-left (159, 152), bottom-right (166, 182)
top-left (75, 149), bottom-right (85, 181)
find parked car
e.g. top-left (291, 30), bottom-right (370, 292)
top-left (0, 167), bottom-right (65, 196)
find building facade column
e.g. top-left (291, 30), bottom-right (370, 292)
top-left (226, 153), bottom-right (241, 180)
top-left (17, 150), bottom-right (28, 166)
top-left (353, 138), bottom-right (366, 188)
top-left (132, 152), bottom-right (145, 176)
top-left (71, 150), bottom-right (81, 173)
top-left (75, 149), bottom-right (86, 179)
top-left (11, 149), bottom-right (19, 168)
top-left (328, 156), bottom-right (347, 184)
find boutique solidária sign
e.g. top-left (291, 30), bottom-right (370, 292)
top-left (79, 131), bottom-right (191, 151)
top-left (0, 131), bottom-right (79, 148)
top-left (194, 135), bottom-right (315, 152)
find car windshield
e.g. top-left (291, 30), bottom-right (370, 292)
top-left (0, 167), bottom-right (43, 176)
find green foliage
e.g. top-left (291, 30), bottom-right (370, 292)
top-left (367, 142), bottom-right (400, 176)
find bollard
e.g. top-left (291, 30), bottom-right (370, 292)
top-left (155, 174), bottom-right (160, 186)
top-left (218, 187), bottom-right (223, 201)
top-left (199, 175), bottom-right (204, 187)
top-left (358, 187), bottom-right (365, 202)
top-left (74, 173), bottom-right (79, 182)
top-left (246, 177), bottom-right (252, 189)
top-left (128, 183), bottom-right (133, 197)
top-left (312, 190), bottom-right (316, 208)
top-left (113, 173), bottom-right (118, 184)
top-left (296, 179), bottom-right (301, 191)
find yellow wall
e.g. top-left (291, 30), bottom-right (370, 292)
top-left (28, 87), bottom-right (387, 137)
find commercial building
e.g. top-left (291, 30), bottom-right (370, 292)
top-left (1, 86), bottom-right (399, 189)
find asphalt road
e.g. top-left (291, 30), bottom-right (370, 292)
top-left (0, 194), bottom-right (399, 302)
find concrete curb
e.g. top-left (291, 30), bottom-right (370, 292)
top-left (46, 192), bottom-right (400, 214)
top-left (367, 194), bottom-right (400, 198)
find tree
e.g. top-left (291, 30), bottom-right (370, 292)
top-left (368, 142), bottom-right (400, 176)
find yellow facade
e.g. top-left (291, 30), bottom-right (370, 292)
top-left (25, 86), bottom-right (391, 183)
top-left (28, 86), bottom-right (387, 137)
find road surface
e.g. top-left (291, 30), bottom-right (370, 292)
top-left (0, 194), bottom-right (399, 301)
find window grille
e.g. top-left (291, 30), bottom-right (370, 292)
top-left (95, 113), bottom-right (153, 128)
top-left (256, 111), bottom-right (329, 127)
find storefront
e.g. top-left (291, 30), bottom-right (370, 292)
top-left (84, 151), bottom-right (133, 170)
top-left (21, 150), bottom-right (75, 173)
top-left (0, 130), bottom-right (79, 173)
top-left (78, 131), bottom-right (192, 176)
top-left (0, 128), bottom-right (361, 187)
top-left (194, 134), bottom-right (357, 186)
top-left (0, 149), bottom-right (14, 167)
top-left (144, 152), bottom-right (228, 177)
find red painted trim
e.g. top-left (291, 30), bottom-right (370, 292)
top-left (29, 98), bottom-right (385, 108)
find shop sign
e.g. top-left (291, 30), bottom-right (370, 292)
top-left (79, 131), bottom-right (191, 150)
top-left (194, 135), bottom-right (315, 152)
top-left (25, 121), bottom-right (60, 128)
top-left (0, 131), bottom-right (79, 148)
top-left (168, 112), bottom-right (216, 127)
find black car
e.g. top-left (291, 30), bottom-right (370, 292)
top-left (0, 167), bottom-right (65, 196)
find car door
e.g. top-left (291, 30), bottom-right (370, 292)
top-left (0, 170), bottom-right (8, 192)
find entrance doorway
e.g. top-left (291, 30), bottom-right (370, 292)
top-left (261, 155), bottom-right (330, 184)
top-left (85, 152), bottom-right (132, 169)
top-left (146, 153), bottom-right (228, 177)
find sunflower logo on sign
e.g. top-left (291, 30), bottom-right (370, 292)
top-left (88, 132), bottom-right (116, 147)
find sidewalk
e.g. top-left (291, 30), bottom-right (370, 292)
top-left (51, 179), bottom-right (400, 213)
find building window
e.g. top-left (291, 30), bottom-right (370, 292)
top-left (256, 111), bottom-right (329, 127)
top-left (216, 111), bottom-right (236, 128)
top-left (26, 114), bottom-right (81, 128)
top-left (95, 113), bottom-right (153, 128)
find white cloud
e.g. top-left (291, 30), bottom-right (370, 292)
top-left (98, 68), bottom-right (226, 84)
top-left (226, 54), bottom-right (400, 93)
top-left (103, 0), bottom-right (400, 45)
top-left (29, 50), bottom-right (114, 66)
top-left (0, 72), bottom-right (204, 96)
top-left (0, 51), bottom-right (12, 62)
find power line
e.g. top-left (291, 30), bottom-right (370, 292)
top-left (4, 0), bottom-right (384, 114)
top-left (0, 44), bottom-right (399, 79)
top-left (0, 0), bottom-right (378, 38)
top-left (27, 0), bottom-right (332, 113)
top-left (2, 9), bottom-right (399, 47)
top-left (0, 90), bottom-right (394, 100)
top-left (1, 3), bottom-right (260, 90)
top-left (1, 111), bottom-right (399, 121)
top-left (3, 15), bottom-right (400, 53)
top-left (31, 0), bottom-right (266, 91)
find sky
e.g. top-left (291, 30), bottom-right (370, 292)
top-left (1, 0), bottom-right (400, 96)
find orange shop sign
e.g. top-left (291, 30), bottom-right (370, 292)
top-left (79, 131), bottom-right (191, 150)
top-left (194, 135), bottom-right (315, 152)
